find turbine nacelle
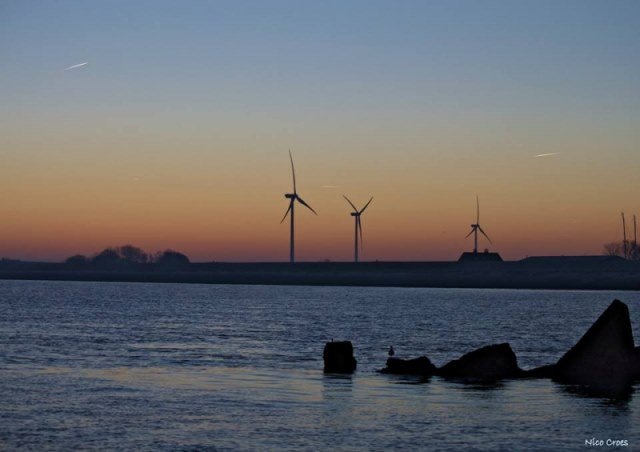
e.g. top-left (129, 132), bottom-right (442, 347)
top-left (285, 193), bottom-right (295, 199)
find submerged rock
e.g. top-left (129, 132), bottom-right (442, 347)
top-left (553, 299), bottom-right (636, 397)
top-left (437, 343), bottom-right (522, 382)
top-left (323, 341), bottom-right (357, 373)
top-left (380, 356), bottom-right (437, 376)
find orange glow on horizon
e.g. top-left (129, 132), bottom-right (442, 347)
top-left (1, 145), bottom-right (634, 263)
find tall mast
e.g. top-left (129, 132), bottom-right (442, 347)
top-left (634, 214), bottom-right (637, 259)
top-left (622, 212), bottom-right (628, 259)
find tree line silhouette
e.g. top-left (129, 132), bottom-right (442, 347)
top-left (65, 245), bottom-right (190, 270)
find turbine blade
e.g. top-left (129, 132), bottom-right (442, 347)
top-left (280, 201), bottom-right (293, 223)
top-left (478, 226), bottom-right (492, 244)
top-left (343, 195), bottom-right (358, 212)
top-left (465, 228), bottom-right (475, 239)
top-left (289, 150), bottom-right (297, 194)
top-left (358, 216), bottom-right (364, 250)
top-left (476, 195), bottom-right (480, 224)
top-left (296, 195), bottom-right (317, 215)
top-left (359, 197), bottom-right (374, 214)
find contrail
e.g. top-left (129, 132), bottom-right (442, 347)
top-left (64, 62), bottom-right (88, 71)
top-left (533, 153), bottom-right (559, 158)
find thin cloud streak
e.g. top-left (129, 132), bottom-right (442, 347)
top-left (533, 153), bottom-right (559, 158)
top-left (64, 62), bottom-right (88, 71)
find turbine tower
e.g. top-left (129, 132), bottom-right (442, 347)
top-left (622, 212), bottom-right (628, 259)
top-left (343, 196), bottom-right (373, 263)
top-left (465, 196), bottom-right (492, 254)
top-left (634, 214), bottom-right (637, 259)
top-left (281, 151), bottom-right (317, 263)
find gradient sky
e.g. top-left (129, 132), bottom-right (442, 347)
top-left (1, 0), bottom-right (639, 262)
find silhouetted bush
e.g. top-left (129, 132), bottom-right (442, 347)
top-left (65, 254), bottom-right (89, 268)
top-left (91, 248), bottom-right (122, 269)
top-left (603, 241), bottom-right (639, 260)
top-left (603, 242), bottom-right (622, 257)
top-left (153, 250), bottom-right (190, 269)
top-left (90, 245), bottom-right (150, 269)
top-left (115, 245), bottom-right (149, 264)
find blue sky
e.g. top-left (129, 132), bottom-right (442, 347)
top-left (3, 0), bottom-right (639, 115)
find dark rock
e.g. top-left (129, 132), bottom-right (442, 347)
top-left (437, 343), bottom-right (522, 382)
top-left (522, 364), bottom-right (556, 379)
top-left (323, 341), bottom-right (357, 373)
top-left (380, 356), bottom-right (437, 376)
top-left (553, 299), bottom-right (636, 398)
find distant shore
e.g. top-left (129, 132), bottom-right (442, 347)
top-left (2, 257), bottom-right (640, 290)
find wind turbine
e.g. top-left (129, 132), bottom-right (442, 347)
top-left (281, 151), bottom-right (317, 263)
top-left (343, 196), bottom-right (373, 263)
top-left (465, 196), bottom-right (492, 254)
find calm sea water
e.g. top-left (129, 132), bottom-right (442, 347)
top-left (1, 280), bottom-right (639, 451)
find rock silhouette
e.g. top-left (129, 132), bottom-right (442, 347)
top-left (380, 356), bottom-right (436, 376)
top-left (522, 364), bottom-right (555, 379)
top-left (323, 341), bottom-right (357, 373)
top-left (333, 299), bottom-right (640, 398)
top-left (437, 343), bottom-right (522, 382)
top-left (553, 299), bottom-right (637, 397)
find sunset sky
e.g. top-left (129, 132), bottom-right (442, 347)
top-left (1, 1), bottom-right (639, 262)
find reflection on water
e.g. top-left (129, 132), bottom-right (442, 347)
top-left (1, 281), bottom-right (639, 450)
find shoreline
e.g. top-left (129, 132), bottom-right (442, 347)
top-left (2, 259), bottom-right (640, 290)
